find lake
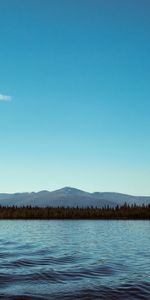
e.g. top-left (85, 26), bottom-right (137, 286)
top-left (0, 220), bottom-right (149, 299)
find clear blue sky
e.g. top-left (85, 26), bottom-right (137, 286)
top-left (0, 0), bottom-right (150, 195)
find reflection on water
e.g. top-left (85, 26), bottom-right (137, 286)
top-left (0, 220), bottom-right (149, 299)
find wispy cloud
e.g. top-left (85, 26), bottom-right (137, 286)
top-left (0, 94), bottom-right (12, 101)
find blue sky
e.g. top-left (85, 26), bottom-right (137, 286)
top-left (0, 0), bottom-right (150, 194)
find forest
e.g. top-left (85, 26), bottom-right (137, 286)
top-left (0, 204), bottom-right (149, 219)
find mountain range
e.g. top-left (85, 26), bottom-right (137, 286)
top-left (0, 187), bottom-right (150, 208)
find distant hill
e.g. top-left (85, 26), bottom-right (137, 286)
top-left (0, 187), bottom-right (150, 208)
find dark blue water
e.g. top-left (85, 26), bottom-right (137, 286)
top-left (0, 220), bottom-right (149, 299)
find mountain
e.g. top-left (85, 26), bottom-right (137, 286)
top-left (0, 187), bottom-right (149, 208)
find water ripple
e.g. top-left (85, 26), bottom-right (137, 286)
top-left (0, 220), bottom-right (149, 299)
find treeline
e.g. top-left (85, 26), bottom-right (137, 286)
top-left (0, 204), bottom-right (149, 219)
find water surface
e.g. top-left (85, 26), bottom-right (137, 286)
top-left (0, 220), bottom-right (149, 299)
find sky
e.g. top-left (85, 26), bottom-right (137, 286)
top-left (0, 0), bottom-right (150, 195)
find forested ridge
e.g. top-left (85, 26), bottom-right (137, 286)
top-left (0, 204), bottom-right (149, 219)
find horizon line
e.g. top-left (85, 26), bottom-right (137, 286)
top-left (0, 186), bottom-right (150, 197)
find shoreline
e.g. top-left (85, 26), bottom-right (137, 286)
top-left (0, 205), bottom-right (149, 220)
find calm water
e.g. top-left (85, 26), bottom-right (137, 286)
top-left (0, 221), bottom-right (149, 299)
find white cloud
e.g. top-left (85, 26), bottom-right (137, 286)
top-left (0, 94), bottom-right (12, 101)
